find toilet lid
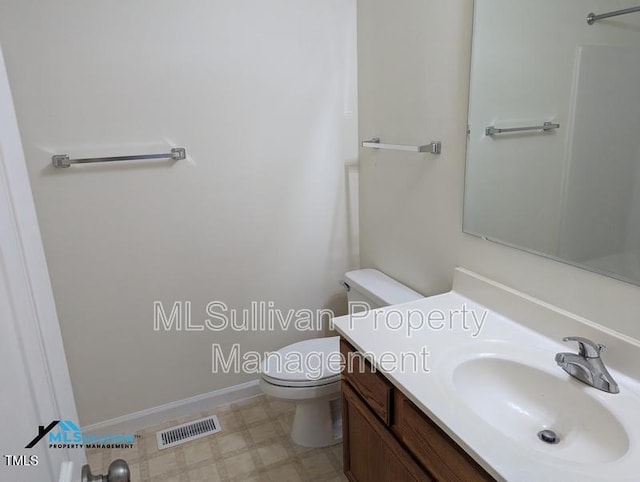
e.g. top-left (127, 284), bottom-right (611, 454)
top-left (262, 336), bottom-right (341, 387)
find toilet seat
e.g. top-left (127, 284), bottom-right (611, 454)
top-left (261, 336), bottom-right (341, 388)
top-left (261, 373), bottom-right (341, 388)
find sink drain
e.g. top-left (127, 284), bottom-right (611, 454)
top-left (537, 429), bottom-right (560, 444)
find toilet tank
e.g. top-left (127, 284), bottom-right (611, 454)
top-left (343, 269), bottom-right (422, 311)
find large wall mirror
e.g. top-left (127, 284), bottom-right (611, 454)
top-left (464, 0), bottom-right (640, 285)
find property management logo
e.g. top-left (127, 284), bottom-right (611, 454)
top-left (25, 420), bottom-right (137, 450)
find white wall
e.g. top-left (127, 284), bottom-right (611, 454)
top-left (358, 0), bottom-right (472, 295)
top-left (0, 0), bottom-right (358, 426)
top-left (358, 0), bottom-right (640, 341)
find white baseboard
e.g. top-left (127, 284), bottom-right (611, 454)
top-left (82, 380), bottom-right (261, 436)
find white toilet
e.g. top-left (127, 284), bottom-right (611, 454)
top-left (259, 269), bottom-right (422, 447)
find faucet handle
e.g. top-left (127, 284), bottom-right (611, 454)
top-left (562, 336), bottom-right (604, 358)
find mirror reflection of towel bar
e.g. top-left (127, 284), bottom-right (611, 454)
top-left (485, 122), bottom-right (560, 136)
top-left (587, 6), bottom-right (640, 25)
top-left (361, 137), bottom-right (442, 155)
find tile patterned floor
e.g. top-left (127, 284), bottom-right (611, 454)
top-left (86, 395), bottom-right (347, 481)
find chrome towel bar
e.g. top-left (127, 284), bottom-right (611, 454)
top-left (52, 147), bottom-right (186, 168)
top-left (485, 122), bottom-right (560, 137)
top-left (587, 6), bottom-right (640, 25)
top-left (361, 137), bottom-right (442, 155)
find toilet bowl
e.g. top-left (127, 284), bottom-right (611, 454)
top-left (259, 269), bottom-right (423, 447)
top-left (260, 336), bottom-right (342, 447)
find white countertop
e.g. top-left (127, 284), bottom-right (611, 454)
top-left (333, 290), bottom-right (640, 482)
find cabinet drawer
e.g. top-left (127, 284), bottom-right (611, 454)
top-left (342, 381), bottom-right (430, 481)
top-left (395, 393), bottom-right (494, 481)
top-left (340, 339), bottom-right (393, 425)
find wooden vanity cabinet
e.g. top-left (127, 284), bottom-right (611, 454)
top-left (340, 338), bottom-right (495, 482)
top-left (342, 382), bottom-right (431, 481)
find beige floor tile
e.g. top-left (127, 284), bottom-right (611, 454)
top-left (240, 476), bottom-right (263, 482)
top-left (183, 440), bottom-right (213, 466)
top-left (257, 441), bottom-right (290, 467)
top-left (187, 463), bottom-right (222, 482)
top-left (156, 475), bottom-right (183, 482)
top-left (331, 444), bottom-right (342, 460)
top-left (128, 462), bottom-right (142, 482)
top-left (216, 431), bottom-right (249, 455)
top-left (148, 451), bottom-right (178, 478)
top-left (277, 417), bottom-right (294, 436)
top-left (325, 475), bottom-right (349, 482)
top-left (299, 451), bottom-right (339, 479)
top-left (240, 404), bottom-right (270, 425)
top-left (215, 410), bottom-right (244, 433)
top-left (142, 434), bottom-right (161, 457)
top-left (267, 398), bottom-right (295, 415)
top-left (222, 451), bottom-right (256, 479)
top-left (248, 421), bottom-right (282, 444)
top-left (125, 395), bottom-right (343, 482)
top-left (265, 463), bottom-right (303, 482)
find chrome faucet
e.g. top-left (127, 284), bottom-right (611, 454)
top-left (555, 336), bottom-right (619, 394)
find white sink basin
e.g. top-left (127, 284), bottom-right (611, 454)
top-left (333, 288), bottom-right (640, 481)
top-left (452, 355), bottom-right (629, 464)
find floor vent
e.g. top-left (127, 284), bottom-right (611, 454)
top-left (156, 415), bottom-right (222, 449)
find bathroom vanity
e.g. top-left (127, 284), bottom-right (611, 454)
top-left (340, 337), bottom-right (493, 481)
top-left (333, 268), bottom-right (640, 482)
